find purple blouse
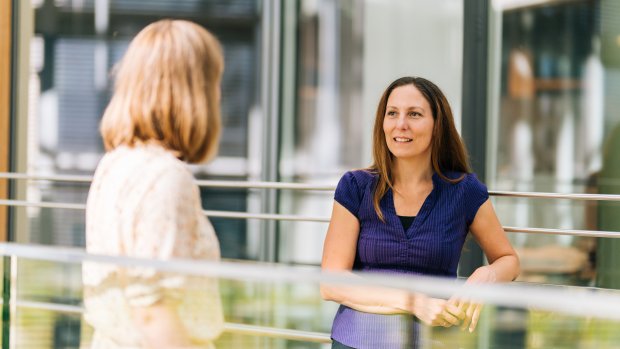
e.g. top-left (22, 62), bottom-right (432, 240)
top-left (331, 169), bottom-right (489, 348)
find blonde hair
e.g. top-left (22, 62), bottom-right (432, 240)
top-left (100, 19), bottom-right (224, 163)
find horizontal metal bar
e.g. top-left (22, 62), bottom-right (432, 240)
top-left (0, 172), bottom-right (335, 191)
top-left (0, 199), bottom-right (86, 210)
top-left (16, 300), bottom-right (83, 315)
top-left (3, 172), bottom-right (620, 201)
top-left (0, 199), bottom-right (329, 222)
top-left (494, 0), bottom-right (579, 12)
top-left (503, 226), bottom-right (620, 238)
top-left (0, 173), bottom-right (93, 183)
top-left (13, 300), bottom-right (331, 343)
top-left (202, 209), bottom-right (329, 222)
top-left (6, 243), bottom-right (620, 322)
top-left (222, 323), bottom-right (331, 343)
top-left (489, 190), bottom-right (620, 201)
top-left (2, 199), bottom-right (620, 236)
top-left (195, 179), bottom-right (335, 191)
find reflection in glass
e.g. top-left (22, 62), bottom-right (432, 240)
top-left (489, 1), bottom-right (620, 289)
top-left (278, 0), bottom-right (464, 266)
top-left (28, 0), bottom-right (260, 256)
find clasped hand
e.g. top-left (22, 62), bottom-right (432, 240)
top-left (409, 266), bottom-right (496, 332)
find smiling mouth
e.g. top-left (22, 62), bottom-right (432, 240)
top-left (394, 137), bottom-right (412, 143)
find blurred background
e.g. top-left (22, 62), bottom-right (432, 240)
top-left (2, 0), bottom-right (620, 348)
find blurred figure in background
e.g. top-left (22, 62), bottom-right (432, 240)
top-left (82, 19), bottom-right (225, 349)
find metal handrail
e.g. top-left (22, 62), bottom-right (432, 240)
top-left (13, 300), bottom-right (331, 343)
top-left (4, 243), bottom-right (620, 321)
top-left (2, 172), bottom-right (620, 201)
top-left (1, 199), bottom-right (620, 237)
top-left (0, 172), bottom-right (336, 191)
top-left (0, 199), bottom-right (330, 222)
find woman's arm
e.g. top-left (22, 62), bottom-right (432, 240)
top-left (469, 199), bottom-right (520, 283)
top-left (320, 201), bottom-right (410, 314)
top-left (131, 301), bottom-right (196, 349)
top-left (321, 201), bottom-right (460, 327)
top-left (452, 199), bottom-right (520, 332)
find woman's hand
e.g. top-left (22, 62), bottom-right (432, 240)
top-left (447, 265), bottom-right (497, 332)
top-left (410, 293), bottom-right (464, 327)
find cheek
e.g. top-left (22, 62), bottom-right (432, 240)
top-left (382, 120), bottom-right (391, 136)
top-left (423, 121), bottom-right (435, 138)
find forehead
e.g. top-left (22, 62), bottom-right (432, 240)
top-left (386, 84), bottom-right (430, 109)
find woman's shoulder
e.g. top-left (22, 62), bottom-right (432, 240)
top-left (95, 143), bottom-right (194, 191)
top-left (440, 171), bottom-right (488, 194)
top-left (340, 169), bottom-right (377, 188)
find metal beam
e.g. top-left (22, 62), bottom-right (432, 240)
top-left (460, 0), bottom-right (490, 278)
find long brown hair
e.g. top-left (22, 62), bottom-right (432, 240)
top-left (100, 19), bottom-right (224, 164)
top-left (369, 76), bottom-right (471, 221)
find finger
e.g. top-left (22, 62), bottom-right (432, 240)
top-left (466, 301), bottom-right (476, 318)
top-left (460, 303), bottom-right (473, 331)
top-left (469, 304), bottom-right (483, 333)
top-left (444, 303), bottom-right (466, 320)
top-left (454, 298), bottom-right (470, 314)
top-left (433, 318), bottom-right (451, 328)
top-left (441, 311), bottom-right (460, 326)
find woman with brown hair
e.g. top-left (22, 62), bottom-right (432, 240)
top-left (321, 76), bottom-right (520, 348)
top-left (82, 19), bottom-right (224, 348)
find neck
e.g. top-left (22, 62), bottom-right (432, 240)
top-left (392, 155), bottom-right (433, 187)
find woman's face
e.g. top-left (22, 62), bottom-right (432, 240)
top-left (383, 84), bottom-right (434, 161)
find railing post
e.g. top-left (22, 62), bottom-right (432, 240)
top-left (259, 0), bottom-right (283, 263)
top-left (459, 0), bottom-right (489, 277)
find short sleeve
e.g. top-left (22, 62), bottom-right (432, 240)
top-left (334, 171), bottom-right (362, 217)
top-left (123, 167), bottom-right (199, 307)
top-left (464, 173), bottom-right (490, 225)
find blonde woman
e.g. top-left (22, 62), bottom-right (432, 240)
top-left (82, 20), bottom-right (224, 349)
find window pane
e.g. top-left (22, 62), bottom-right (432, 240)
top-left (488, 0), bottom-right (620, 287)
top-left (27, 0), bottom-right (261, 260)
top-left (278, 0), bottom-right (464, 264)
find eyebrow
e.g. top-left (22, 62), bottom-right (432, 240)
top-left (386, 105), bottom-right (425, 113)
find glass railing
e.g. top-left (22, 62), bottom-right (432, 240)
top-left (2, 243), bottom-right (620, 348)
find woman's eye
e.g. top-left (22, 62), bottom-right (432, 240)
top-left (386, 111), bottom-right (397, 117)
top-left (409, 112), bottom-right (421, 118)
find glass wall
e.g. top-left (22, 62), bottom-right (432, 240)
top-left (277, 0), bottom-right (464, 265)
top-left (18, 1), bottom-right (262, 346)
top-left (488, 0), bottom-right (620, 288)
top-left (22, 0), bottom-right (467, 270)
top-left (11, 1), bottom-right (468, 346)
top-left (25, 0), bottom-right (261, 260)
top-left (11, 0), bottom-right (620, 347)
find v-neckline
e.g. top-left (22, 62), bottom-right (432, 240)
top-left (387, 173), bottom-right (440, 239)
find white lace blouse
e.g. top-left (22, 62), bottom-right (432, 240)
top-left (82, 143), bottom-right (223, 348)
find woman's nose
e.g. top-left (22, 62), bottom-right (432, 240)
top-left (396, 115), bottom-right (408, 129)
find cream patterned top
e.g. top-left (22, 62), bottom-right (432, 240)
top-left (83, 143), bottom-right (223, 348)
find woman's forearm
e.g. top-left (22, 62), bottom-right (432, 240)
top-left (320, 274), bottom-right (411, 315)
top-left (487, 254), bottom-right (520, 282)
